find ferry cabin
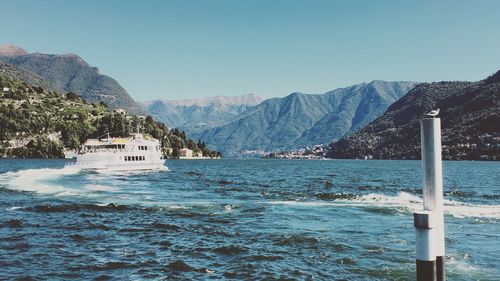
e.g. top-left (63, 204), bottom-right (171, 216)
top-left (75, 133), bottom-right (166, 170)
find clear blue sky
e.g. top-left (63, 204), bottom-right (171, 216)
top-left (1, 0), bottom-right (499, 100)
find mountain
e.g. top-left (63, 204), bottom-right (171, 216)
top-left (0, 45), bottom-right (144, 115)
top-left (326, 70), bottom-right (500, 160)
top-left (0, 63), bottom-right (60, 93)
top-left (193, 81), bottom-right (417, 156)
top-left (0, 45), bottom-right (28, 56)
top-left (141, 93), bottom-right (264, 132)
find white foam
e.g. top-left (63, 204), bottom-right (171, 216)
top-left (0, 167), bottom-right (82, 195)
top-left (264, 192), bottom-right (500, 219)
top-left (264, 200), bottom-right (345, 207)
top-left (446, 253), bottom-right (495, 280)
top-left (365, 192), bottom-right (500, 219)
top-left (448, 256), bottom-right (477, 272)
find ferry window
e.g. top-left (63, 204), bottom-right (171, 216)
top-left (142, 156), bottom-right (145, 161)
top-left (135, 156), bottom-right (138, 161)
top-left (124, 157), bottom-right (127, 161)
top-left (144, 146), bottom-right (148, 151)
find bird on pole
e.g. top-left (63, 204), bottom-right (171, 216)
top-left (426, 108), bottom-right (440, 117)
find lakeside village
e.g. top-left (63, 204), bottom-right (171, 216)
top-left (242, 132), bottom-right (500, 160)
top-left (165, 147), bottom-right (219, 160)
top-left (241, 144), bottom-right (327, 159)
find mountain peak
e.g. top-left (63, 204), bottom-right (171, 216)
top-left (0, 47), bottom-right (144, 114)
top-left (154, 94), bottom-right (265, 107)
top-left (0, 44), bottom-right (29, 56)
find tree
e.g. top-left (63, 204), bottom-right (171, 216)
top-left (172, 147), bottom-right (180, 158)
top-left (66, 92), bottom-right (79, 100)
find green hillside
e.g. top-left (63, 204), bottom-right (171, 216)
top-left (0, 48), bottom-right (145, 115)
top-left (195, 81), bottom-right (416, 156)
top-left (0, 71), bottom-right (220, 159)
top-left (326, 71), bottom-right (500, 160)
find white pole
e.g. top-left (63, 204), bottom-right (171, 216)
top-left (415, 117), bottom-right (445, 281)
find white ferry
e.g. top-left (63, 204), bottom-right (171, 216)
top-left (72, 132), bottom-right (167, 171)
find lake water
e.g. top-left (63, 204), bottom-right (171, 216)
top-left (0, 159), bottom-right (499, 280)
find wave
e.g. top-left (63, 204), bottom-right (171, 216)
top-left (0, 167), bottom-right (83, 196)
top-left (264, 192), bottom-right (500, 219)
top-left (0, 166), bottom-right (167, 196)
top-left (212, 245), bottom-right (248, 255)
top-left (26, 202), bottom-right (130, 213)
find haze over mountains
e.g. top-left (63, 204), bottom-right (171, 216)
top-left (0, 45), bottom-right (144, 114)
top-left (140, 94), bottom-right (264, 132)
top-left (190, 81), bottom-right (417, 156)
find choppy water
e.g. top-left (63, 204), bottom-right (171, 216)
top-left (0, 159), bottom-right (499, 280)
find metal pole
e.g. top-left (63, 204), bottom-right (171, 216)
top-left (415, 118), bottom-right (445, 281)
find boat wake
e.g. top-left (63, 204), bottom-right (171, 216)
top-left (0, 166), bottom-right (174, 208)
top-left (0, 167), bottom-right (84, 196)
top-left (265, 192), bottom-right (500, 219)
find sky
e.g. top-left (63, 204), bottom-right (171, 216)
top-left (1, 0), bottom-right (499, 101)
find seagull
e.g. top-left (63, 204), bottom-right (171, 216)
top-left (426, 108), bottom-right (440, 117)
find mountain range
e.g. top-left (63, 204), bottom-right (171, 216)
top-left (189, 81), bottom-right (417, 156)
top-left (326, 70), bottom-right (500, 160)
top-left (140, 94), bottom-right (264, 133)
top-left (5, 45), bottom-right (496, 160)
top-left (0, 45), bottom-right (144, 115)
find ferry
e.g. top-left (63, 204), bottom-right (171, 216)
top-left (72, 132), bottom-right (167, 171)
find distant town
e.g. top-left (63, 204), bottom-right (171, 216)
top-left (239, 145), bottom-right (327, 159)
